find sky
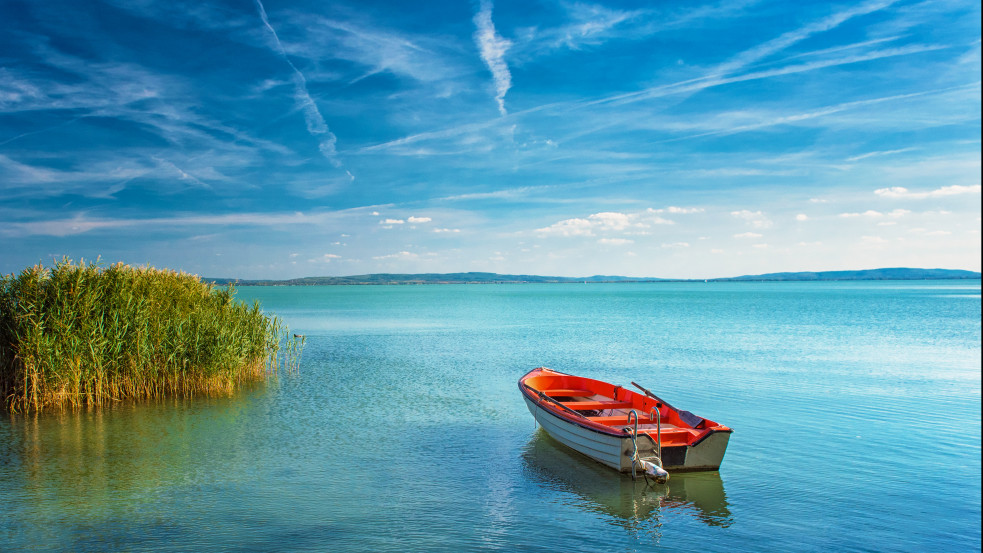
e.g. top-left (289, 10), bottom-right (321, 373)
top-left (1, 0), bottom-right (980, 279)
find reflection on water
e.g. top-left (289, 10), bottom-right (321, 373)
top-left (0, 394), bottom-right (260, 550)
top-left (521, 429), bottom-right (733, 534)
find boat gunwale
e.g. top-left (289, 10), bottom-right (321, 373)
top-left (518, 368), bottom-right (732, 444)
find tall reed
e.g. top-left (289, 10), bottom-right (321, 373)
top-left (0, 259), bottom-right (299, 412)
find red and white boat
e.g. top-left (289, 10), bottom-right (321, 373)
top-left (519, 367), bottom-right (732, 477)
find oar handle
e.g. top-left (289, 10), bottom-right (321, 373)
top-left (631, 381), bottom-right (667, 408)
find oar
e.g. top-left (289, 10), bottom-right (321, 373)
top-left (630, 381), bottom-right (669, 409)
top-left (632, 381), bottom-right (705, 428)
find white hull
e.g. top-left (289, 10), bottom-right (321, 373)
top-left (523, 395), bottom-right (730, 472)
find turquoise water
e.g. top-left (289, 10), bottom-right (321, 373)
top-left (1, 281), bottom-right (980, 552)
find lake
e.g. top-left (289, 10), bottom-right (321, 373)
top-left (1, 281), bottom-right (980, 552)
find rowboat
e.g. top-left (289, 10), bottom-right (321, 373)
top-left (519, 367), bottom-right (732, 479)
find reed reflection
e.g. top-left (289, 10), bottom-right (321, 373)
top-left (521, 430), bottom-right (733, 530)
top-left (1, 395), bottom-right (258, 521)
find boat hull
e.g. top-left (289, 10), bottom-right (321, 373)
top-left (519, 368), bottom-right (732, 473)
top-left (522, 395), bottom-right (730, 472)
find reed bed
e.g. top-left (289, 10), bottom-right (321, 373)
top-left (0, 259), bottom-right (300, 413)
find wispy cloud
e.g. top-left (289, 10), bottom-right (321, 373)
top-left (714, 0), bottom-right (899, 76)
top-left (267, 8), bottom-right (470, 93)
top-left (874, 184), bottom-right (982, 199)
top-left (582, 3), bottom-right (923, 110)
top-left (846, 148), bottom-right (918, 162)
top-left (254, 0), bottom-right (340, 165)
top-left (522, 3), bottom-right (644, 52)
top-left (373, 251), bottom-right (418, 260)
top-left (647, 78), bottom-right (962, 145)
top-left (653, 206), bottom-right (705, 214)
top-left (511, 0), bottom-right (762, 58)
top-left (360, 40), bottom-right (952, 155)
top-left (839, 209), bottom-right (911, 218)
top-left (0, 152), bottom-right (238, 199)
top-left (598, 238), bottom-right (634, 245)
top-left (731, 210), bottom-right (772, 229)
top-left (473, 0), bottom-right (512, 115)
top-left (0, 206), bottom-right (386, 238)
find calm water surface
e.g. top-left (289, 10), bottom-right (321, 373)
top-left (2, 281), bottom-right (980, 552)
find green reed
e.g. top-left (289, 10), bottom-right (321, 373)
top-left (0, 259), bottom-right (301, 412)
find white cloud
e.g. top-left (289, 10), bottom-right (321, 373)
top-left (537, 217), bottom-right (593, 237)
top-left (381, 218), bottom-right (405, 225)
top-left (373, 251), bottom-right (418, 260)
top-left (734, 232), bottom-right (763, 238)
top-left (598, 238), bottom-right (634, 245)
top-left (796, 214), bottom-right (809, 221)
top-left (840, 209), bottom-right (910, 218)
top-left (588, 212), bottom-right (632, 230)
top-left (731, 210), bottom-right (773, 229)
top-left (473, 0), bottom-right (512, 115)
top-left (408, 216), bottom-right (432, 223)
top-left (641, 209), bottom-right (676, 225)
top-left (433, 228), bottom-right (460, 233)
top-left (874, 184), bottom-right (982, 199)
top-left (665, 206), bottom-right (705, 214)
top-left (840, 210), bottom-right (882, 218)
top-left (321, 254), bottom-right (341, 262)
top-left (661, 242), bottom-right (690, 249)
top-left (537, 211), bottom-right (647, 237)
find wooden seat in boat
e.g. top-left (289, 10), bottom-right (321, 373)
top-left (587, 415), bottom-right (674, 426)
top-left (540, 389), bottom-right (595, 397)
top-left (559, 400), bottom-right (634, 410)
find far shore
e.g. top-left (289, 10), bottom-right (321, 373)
top-left (205, 268), bottom-right (981, 287)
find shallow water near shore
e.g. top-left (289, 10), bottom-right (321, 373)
top-left (2, 280), bottom-right (980, 552)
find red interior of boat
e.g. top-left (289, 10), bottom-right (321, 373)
top-left (520, 367), bottom-right (730, 447)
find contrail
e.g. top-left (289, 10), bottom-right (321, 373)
top-left (473, 0), bottom-right (512, 116)
top-left (254, 0), bottom-right (341, 166)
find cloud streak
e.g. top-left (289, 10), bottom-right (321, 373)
top-left (875, 184), bottom-right (981, 199)
top-left (473, 0), bottom-right (512, 115)
top-left (254, 0), bottom-right (340, 165)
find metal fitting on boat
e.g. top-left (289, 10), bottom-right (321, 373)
top-left (638, 460), bottom-right (670, 484)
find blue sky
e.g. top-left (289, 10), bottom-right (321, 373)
top-left (1, 0), bottom-right (980, 279)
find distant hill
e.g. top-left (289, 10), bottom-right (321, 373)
top-left (205, 268), bottom-right (980, 286)
top-left (206, 272), bottom-right (664, 286)
top-left (716, 268), bottom-right (982, 281)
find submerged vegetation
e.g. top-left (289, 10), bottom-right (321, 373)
top-left (0, 259), bottom-right (300, 413)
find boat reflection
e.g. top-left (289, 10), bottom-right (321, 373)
top-left (521, 430), bottom-right (733, 529)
